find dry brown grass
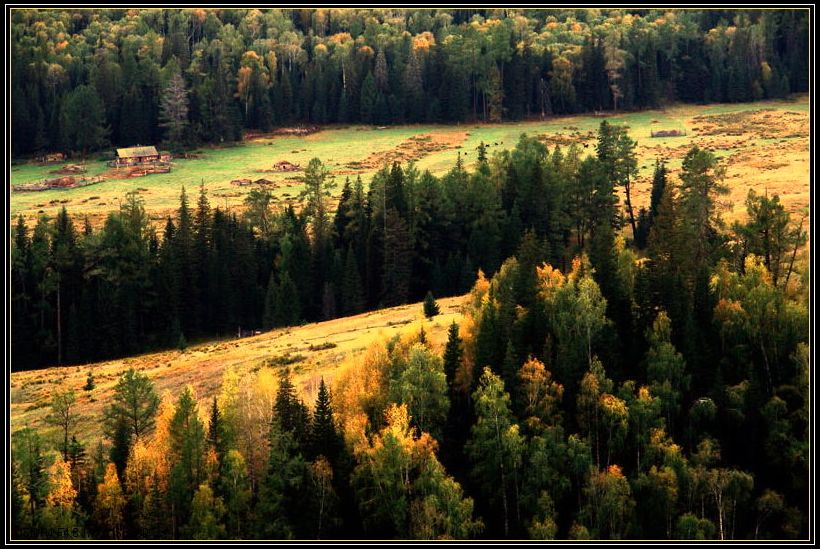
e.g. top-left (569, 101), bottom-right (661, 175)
top-left (10, 295), bottom-right (466, 443)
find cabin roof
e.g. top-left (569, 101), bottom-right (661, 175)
top-left (116, 146), bottom-right (159, 158)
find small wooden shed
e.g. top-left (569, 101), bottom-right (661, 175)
top-left (114, 146), bottom-right (161, 166)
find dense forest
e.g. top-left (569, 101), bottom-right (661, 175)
top-left (9, 7), bottom-right (811, 541)
top-left (10, 122), bottom-right (810, 539)
top-left (11, 8), bottom-right (809, 156)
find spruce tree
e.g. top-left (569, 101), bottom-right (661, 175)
top-left (274, 369), bottom-right (310, 448)
top-left (84, 371), bottom-right (95, 391)
top-left (501, 339), bottom-right (520, 398)
top-left (309, 379), bottom-right (341, 463)
top-left (443, 322), bottom-right (463, 389)
top-left (423, 291), bottom-right (440, 318)
top-left (168, 386), bottom-right (207, 534)
top-left (263, 271), bottom-right (279, 330)
top-left (109, 417), bottom-right (131, 480)
top-left (207, 396), bottom-right (227, 465)
top-left (382, 209), bottom-right (413, 306)
top-left (341, 245), bottom-right (365, 316)
top-left (275, 273), bottom-right (301, 327)
top-left (256, 423), bottom-right (308, 539)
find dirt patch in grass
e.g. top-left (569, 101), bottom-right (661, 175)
top-left (13, 175), bottom-right (105, 193)
top-left (691, 109), bottom-right (808, 139)
top-left (341, 132), bottom-right (468, 173)
top-left (536, 130), bottom-right (596, 147)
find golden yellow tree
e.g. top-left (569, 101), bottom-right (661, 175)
top-left (94, 463), bottom-right (126, 540)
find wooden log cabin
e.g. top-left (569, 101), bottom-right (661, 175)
top-left (113, 146), bottom-right (162, 167)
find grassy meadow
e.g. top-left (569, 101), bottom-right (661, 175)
top-left (10, 95), bottom-right (810, 229)
top-left (10, 295), bottom-right (464, 442)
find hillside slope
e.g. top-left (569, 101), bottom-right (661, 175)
top-left (10, 295), bottom-right (465, 441)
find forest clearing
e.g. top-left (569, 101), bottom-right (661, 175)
top-left (10, 95), bottom-right (810, 229)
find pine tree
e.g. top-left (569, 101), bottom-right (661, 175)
top-left (168, 386), bottom-right (207, 535)
top-left (333, 179), bottom-right (353, 249)
top-left (84, 371), bottom-right (95, 391)
top-left (177, 331), bottom-right (188, 351)
top-left (60, 84), bottom-right (109, 158)
top-left (443, 321), bottom-right (463, 389)
top-left (104, 368), bottom-right (160, 442)
top-left (341, 245), bottom-right (365, 316)
top-left (274, 369), bottom-right (310, 447)
top-left (501, 339), bottom-right (520, 398)
top-left (66, 435), bottom-right (87, 500)
top-left (382, 209), bottom-right (413, 306)
top-left (193, 182), bottom-right (211, 327)
top-left (423, 291), bottom-right (440, 318)
top-left (106, 418), bottom-right (129, 482)
top-left (275, 273), bottom-right (301, 327)
top-left (140, 474), bottom-right (171, 539)
top-left (359, 71), bottom-right (377, 124)
top-left (207, 396), bottom-right (227, 465)
top-left (636, 160), bottom-right (668, 249)
top-left (309, 379), bottom-right (341, 463)
top-left (263, 271), bottom-right (279, 330)
top-left (256, 423), bottom-right (309, 539)
top-left (159, 70), bottom-right (190, 149)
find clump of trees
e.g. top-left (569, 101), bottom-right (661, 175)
top-left (11, 8), bottom-right (808, 156)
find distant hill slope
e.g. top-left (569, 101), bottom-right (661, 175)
top-left (10, 295), bottom-right (465, 442)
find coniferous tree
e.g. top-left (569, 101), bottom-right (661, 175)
top-left (381, 209), bottom-right (413, 306)
top-left (60, 84), bottom-right (109, 158)
top-left (168, 386), bottom-right (207, 537)
top-left (263, 271), bottom-right (279, 330)
top-left (309, 379), bottom-right (341, 463)
top-left (443, 321), bottom-right (463, 390)
top-left (274, 369), bottom-right (310, 448)
top-left (423, 291), bottom-right (440, 318)
top-left (103, 368), bottom-right (160, 442)
top-left (208, 396), bottom-right (228, 465)
top-left (255, 423), bottom-right (309, 539)
top-left (341, 245), bottom-right (365, 316)
top-left (275, 273), bottom-right (301, 327)
top-left (159, 69), bottom-right (190, 149)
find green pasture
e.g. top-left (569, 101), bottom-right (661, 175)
top-left (9, 94), bottom-right (809, 223)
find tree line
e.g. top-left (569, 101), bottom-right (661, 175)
top-left (10, 118), bottom-right (810, 538)
top-left (11, 8), bottom-right (808, 155)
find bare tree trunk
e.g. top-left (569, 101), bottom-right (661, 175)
top-left (494, 411), bottom-right (509, 537)
top-left (625, 177), bottom-right (638, 238)
top-left (783, 213), bottom-right (806, 289)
